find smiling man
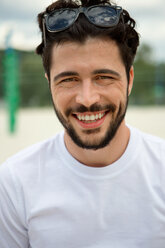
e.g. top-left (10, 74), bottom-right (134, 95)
top-left (0, 0), bottom-right (165, 247)
top-left (49, 38), bottom-right (133, 163)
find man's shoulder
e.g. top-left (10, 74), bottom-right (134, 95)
top-left (128, 126), bottom-right (165, 186)
top-left (0, 132), bottom-right (65, 206)
top-left (139, 128), bottom-right (165, 149)
top-left (131, 126), bottom-right (165, 161)
top-left (130, 125), bottom-right (165, 145)
top-left (0, 131), bottom-right (64, 175)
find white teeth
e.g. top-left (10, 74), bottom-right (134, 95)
top-left (76, 112), bottom-right (105, 121)
top-left (90, 115), bottom-right (95, 121)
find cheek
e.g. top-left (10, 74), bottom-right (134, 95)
top-left (105, 86), bottom-right (126, 103)
top-left (51, 87), bottom-right (74, 114)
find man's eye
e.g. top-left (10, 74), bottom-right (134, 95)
top-left (58, 77), bottom-right (79, 88)
top-left (95, 75), bottom-right (114, 86)
top-left (61, 77), bottom-right (77, 83)
top-left (97, 75), bottom-right (113, 80)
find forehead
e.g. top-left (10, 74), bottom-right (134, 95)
top-left (50, 38), bottom-right (124, 73)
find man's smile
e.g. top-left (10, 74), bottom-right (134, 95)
top-left (72, 111), bottom-right (109, 129)
top-left (73, 111), bottom-right (107, 121)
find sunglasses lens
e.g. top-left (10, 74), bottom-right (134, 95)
top-left (87, 6), bottom-right (119, 27)
top-left (46, 9), bottom-right (77, 31)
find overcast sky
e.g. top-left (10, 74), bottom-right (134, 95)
top-left (0, 0), bottom-right (165, 61)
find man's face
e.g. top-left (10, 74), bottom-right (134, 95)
top-left (48, 38), bottom-right (133, 150)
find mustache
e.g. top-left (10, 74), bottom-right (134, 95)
top-left (65, 103), bottom-right (116, 117)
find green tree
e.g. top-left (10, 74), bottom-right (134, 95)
top-left (129, 43), bottom-right (165, 105)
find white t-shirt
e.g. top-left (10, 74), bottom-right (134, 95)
top-left (0, 126), bottom-right (165, 248)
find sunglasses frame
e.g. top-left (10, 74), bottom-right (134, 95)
top-left (42, 5), bottom-right (123, 47)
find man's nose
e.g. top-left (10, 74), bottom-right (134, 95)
top-left (75, 80), bottom-right (100, 107)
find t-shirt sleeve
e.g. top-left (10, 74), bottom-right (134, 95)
top-left (0, 161), bottom-right (29, 248)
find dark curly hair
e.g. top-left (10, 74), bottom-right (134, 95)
top-left (36, 0), bottom-right (140, 81)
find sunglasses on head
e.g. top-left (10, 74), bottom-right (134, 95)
top-left (42, 5), bottom-right (123, 47)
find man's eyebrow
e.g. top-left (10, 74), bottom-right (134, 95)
top-left (53, 71), bottom-right (79, 82)
top-left (92, 69), bottom-right (121, 78)
top-left (53, 69), bottom-right (121, 82)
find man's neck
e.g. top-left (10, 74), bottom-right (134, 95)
top-left (64, 122), bottom-right (130, 167)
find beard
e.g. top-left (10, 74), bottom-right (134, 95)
top-left (51, 92), bottom-right (129, 150)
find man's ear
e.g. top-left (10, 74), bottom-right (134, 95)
top-left (45, 73), bottom-right (51, 88)
top-left (45, 73), bottom-right (49, 82)
top-left (128, 66), bottom-right (134, 96)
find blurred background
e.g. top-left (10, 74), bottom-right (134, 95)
top-left (0, 0), bottom-right (165, 163)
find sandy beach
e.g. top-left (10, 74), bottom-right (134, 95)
top-left (1, 106), bottom-right (165, 164)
